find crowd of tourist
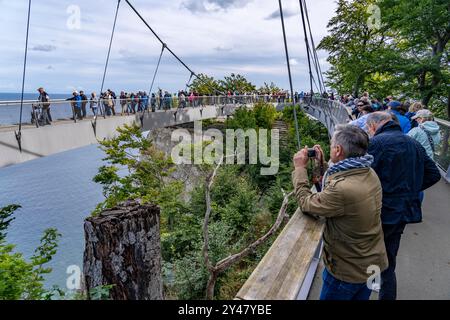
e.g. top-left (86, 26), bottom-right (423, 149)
top-left (344, 92), bottom-right (441, 151)
top-left (293, 91), bottom-right (442, 301)
top-left (32, 87), bottom-right (305, 125)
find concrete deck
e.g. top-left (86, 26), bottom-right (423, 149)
top-left (308, 178), bottom-right (450, 300)
top-left (0, 105), bottom-right (244, 168)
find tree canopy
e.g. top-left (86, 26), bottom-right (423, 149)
top-left (318, 0), bottom-right (450, 117)
top-left (188, 73), bottom-right (257, 95)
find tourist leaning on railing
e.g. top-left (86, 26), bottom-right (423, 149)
top-left (119, 91), bottom-right (127, 116)
top-left (80, 91), bottom-right (88, 119)
top-left (89, 92), bottom-right (98, 116)
top-left (37, 87), bottom-right (52, 125)
top-left (292, 125), bottom-right (388, 301)
top-left (66, 91), bottom-right (83, 120)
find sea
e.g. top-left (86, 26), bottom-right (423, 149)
top-left (0, 92), bottom-right (79, 126)
top-left (0, 92), bottom-right (108, 290)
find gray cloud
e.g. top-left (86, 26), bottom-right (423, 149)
top-left (31, 44), bottom-right (57, 52)
top-left (182, 0), bottom-right (253, 13)
top-left (182, 1), bottom-right (206, 12)
top-left (214, 45), bottom-right (233, 52)
top-left (0, 0), bottom-right (334, 93)
top-left (265, 8), bottom-right (298, 20)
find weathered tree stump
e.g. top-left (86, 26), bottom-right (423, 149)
top-left (83, 200), bottom-right (163, 300)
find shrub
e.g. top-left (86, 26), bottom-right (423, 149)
top-left (0, 205), bottom-right (61, 300)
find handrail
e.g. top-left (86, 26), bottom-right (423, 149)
top-left (236, 209), bottom-right (324, 300)
top-left (0, 94), bottom-right (292, 107)
top-left (302, 97), bottom-right (449, 175)
top-left (0, 95), bottom-right (290, 126)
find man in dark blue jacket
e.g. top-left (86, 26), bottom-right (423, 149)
top-left (387, 101), bottom-right (411, 133)
top-left (366, 112), bottom-right (441, 300)
top-left (66, 91), bottom-right (83, 120)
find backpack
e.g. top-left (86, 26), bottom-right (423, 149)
top-left (41, 93), bottom-right (50, 108)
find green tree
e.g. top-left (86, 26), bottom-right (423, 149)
top-left (318, 0), bottom-right (390, 97)
top-left (319, 0), bottom-right (450, 117)
top-left (258, 82), bottom-right (282, 94)
top-left (188, 73), bottom-right (222, 95)
top-left (379, 0), bottom-right (450, 111)
top-left (225, 107), bottom-right (257, 130)
top-left (0, 205), bottom-right (61, 300)
top-left (92, 123), bottom-right (184, 232)
top-left (253, 102), bottom-right (278, 129)
top-left (218, 73), bottom-right (256, 94)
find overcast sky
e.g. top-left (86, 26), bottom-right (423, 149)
top-left (0, 0), bottom-right (337, 94)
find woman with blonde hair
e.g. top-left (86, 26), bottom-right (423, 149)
top-left (406, 101), bottom-right (423, 128)
top-left (409, 102), bottom-right (423, 113)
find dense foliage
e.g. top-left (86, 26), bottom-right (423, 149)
top-left (92, 123), bottom-right (185, 231)
top-left (0, 205), bottom-right (61, 300)
top-left (91, 99), bottom-right (330, 299)
top-left (168, 104), bottom-right (330, 299)
top-left (189, 73), bottom-right (257, 95)
top-left (319, 0), bottom-right (449, 118)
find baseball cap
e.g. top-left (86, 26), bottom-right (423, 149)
top-left (412, 109), bottom-right (433, 119)
top-left (387, 101), bottom-right (401, 110)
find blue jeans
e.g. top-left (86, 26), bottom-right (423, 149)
top-left (320, 268), bottom-right (372, 300)
top-left (380, 222), bottom-right (406, 300)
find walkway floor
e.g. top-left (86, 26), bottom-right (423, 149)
top-left (0, 108), bottom-right (198, 133)
top-left (0, 116), bottom-right (102, 133)
top-left (308, 178), bottom-right (450, 300)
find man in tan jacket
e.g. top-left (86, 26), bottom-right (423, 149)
top-left (292, 125), bottom-right (388, 300)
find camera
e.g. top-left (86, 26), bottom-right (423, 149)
top-left (307, 148), bottom-right (316, 158)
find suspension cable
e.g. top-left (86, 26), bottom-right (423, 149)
top-left (302, 34), bottom-right (321, 92)
top-left (305, 24), bottom-right (324, 94)
top-left (303, 0), bottom-right (326, 93)
top-left (124, 0), bottom-right (224, 96)
top-left (185, 72), bottom-right (194, 92)
top-left (299, 0), bottom-right (314, 96)
top-left (278, 0), bottom-right (301, 149)
top-left (15, 0), bottom-right (32, 152)
top-left (124, 1), bottom-right (196, 79)
top-left (149, 44), bottom-right (165, 96)
top-left (97, 0), bottom-right (121, 124)
top-left (311, 74), bottom-right (321, 94)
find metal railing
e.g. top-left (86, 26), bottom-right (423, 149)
top-left (301, 96), bottom-right (450, 175)
top-left (435, 118), bottom-right (450, 176)
top-left (0, 94), bottom-right (289, 126)
top-left (3, 94), bottom-right (447, 176)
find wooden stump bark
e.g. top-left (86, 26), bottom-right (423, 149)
top-left (83, 200), bottom-right (163, 300)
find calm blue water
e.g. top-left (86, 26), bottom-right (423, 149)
top-left (0, 92), bottom-right (79, 125)
top-left (0, 144), bottom-right (106, 290)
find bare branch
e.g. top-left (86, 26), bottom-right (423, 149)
top-left (202, 156), bottom-right (224, 273)
top-left (201, 152), bottom-right (294, 299)
top-left (215, 191), bottom-right (293, 273)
